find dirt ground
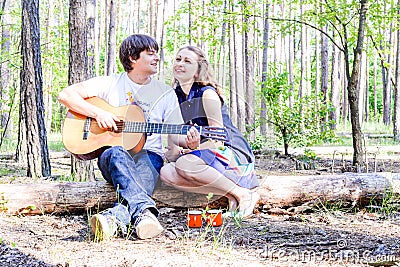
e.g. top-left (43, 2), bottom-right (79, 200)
top-left (1, 147), bottom-right (400, 267)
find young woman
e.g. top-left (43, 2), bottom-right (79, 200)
top-left (160, 46), bottom-right (259, 218)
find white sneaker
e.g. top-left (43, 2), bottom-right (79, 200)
top-left (90, 213), bottom-right (119, 241)
top-left (134, 209), bottom-right (164, 239)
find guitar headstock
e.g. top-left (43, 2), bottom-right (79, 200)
top-left (199, 126), bottom-right (229, 142)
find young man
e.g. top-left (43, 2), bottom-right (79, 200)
top-left (58, 34), bottom-right (183, 240)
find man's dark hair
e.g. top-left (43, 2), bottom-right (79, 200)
top-left (119, 34), bottom-right (159, 72)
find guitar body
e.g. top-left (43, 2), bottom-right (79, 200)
top-left (62, 97), bottom-right (146, 160)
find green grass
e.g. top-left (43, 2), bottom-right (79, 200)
top-left (47, 132), bottom-right (64, 152)
top-left (0, 167), bottom-right (16, 176)
top-left (335, 120), bottom-right (392, 135)
top-left (324, 136), bottom-right (400, 147)
top-left (317, 120), bottom-right (400, 147)
top-left (0, 132), bottom-right (64, 153)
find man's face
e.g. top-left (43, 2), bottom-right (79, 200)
top-left (133, 49), bottom-right (159, 75)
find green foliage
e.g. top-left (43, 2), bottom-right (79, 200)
top-left (249, 135), bottom-right (266, 151)
top-left (261, 67), bottom-right (335, 154)
top-left (303, 148), bottom-right (318, 161)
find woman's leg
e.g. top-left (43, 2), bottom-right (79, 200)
top-left (161, 155), bottom-right (257, 214)
top-left (161, 162), bottom-right (239, 211)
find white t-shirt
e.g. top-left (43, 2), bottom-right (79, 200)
top-left (82, 72), bottom-right (183, 157)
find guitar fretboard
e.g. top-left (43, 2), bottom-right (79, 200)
top-left (121, 122), bottom-right (200, 135)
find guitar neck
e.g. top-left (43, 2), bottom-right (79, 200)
top-left (123, 122), bottom-right (199, 135)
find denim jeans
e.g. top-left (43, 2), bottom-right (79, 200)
top-left (97, 146), bottom-right (163, 225)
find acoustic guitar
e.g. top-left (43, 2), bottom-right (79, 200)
top-left (62, 97), bottom-right (229, 160)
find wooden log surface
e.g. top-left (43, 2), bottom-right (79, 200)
top-left (0, 172), bottom-right (399, 215)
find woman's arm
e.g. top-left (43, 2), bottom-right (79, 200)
top-left (200, 89), bottom-right (225, 148)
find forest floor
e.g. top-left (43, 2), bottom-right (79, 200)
top-left (1, 146), bottom-right (400, 267)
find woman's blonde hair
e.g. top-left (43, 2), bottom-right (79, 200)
top-left (173, 46), bottom-right (222, 97)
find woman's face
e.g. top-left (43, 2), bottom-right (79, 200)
top-left (173, 48), bottom-right (199, 85)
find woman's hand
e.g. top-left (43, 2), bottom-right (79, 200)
top-left (185, 126), bottom-right (200, 150)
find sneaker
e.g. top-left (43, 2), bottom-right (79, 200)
top-left (134, 209), bottom-right (164, 239)
top-left (90, 213), bottom-right (119, 241)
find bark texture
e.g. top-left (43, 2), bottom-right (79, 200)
top-left (21, 0), bottom-right (51, 178)
top-left (1, 173), bottom-right (399, 215)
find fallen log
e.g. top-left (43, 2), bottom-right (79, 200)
top-left (0, 172), bottom-right (399, 215)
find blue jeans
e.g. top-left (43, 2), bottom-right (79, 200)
top-left (97, 146), bottom-right (163, 225)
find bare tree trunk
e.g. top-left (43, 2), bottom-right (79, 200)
top-left (345, 0), bottom-right (368, 168)
top-left (343, 57), bottom-right (349, 124)
top-left (299, 3), bottom-right (305, 99)
top-left (21, 0), bottom-right (51, 178)
top-left (102, 0), bottom-right (108, 75)
top-left (236, 5), bottom-right (245, 132)
top-left (244, 0), bottom-right (255, 140)
top-left (106, 0), bottom-right (117, 75)
top-left (87, 0), bottom-right (96, 79)
top-left (320, 24), bottom-right (328, 124)
top-left (330, 33), bottom-right (340, 130)
top-left (69, 0), bottom-right (95, 181)
top-left (128, 0), bottom-right (134, 33)
top-left (216, 0), bottom-right (227, 91)
top-left (382, 24), bottom-right (393, 126)
top-left (137, 0), bottom-right (140, 33)
top-left (228, 15), bottom-right (237, 125)
top-left (188, 0), bottom-right (192, 45)
top-left (364, 52), bottom-right (369, 122)
top-left (0, 0), bottom-right (11, 139)
top-left (158, 0), bottom-right (167, 81)
top-left (394, 0), bottom-right (400, 141)
top-left (373, 52), bottom-right (377, 118)
top-left (288, 4), bottom-right (294, 108)
top-left (358, 52), bottom-right (366, 125)
top-left (260, 2), bottom-right (269, 136)
top-left (44, 0), bottom-right (54, 133)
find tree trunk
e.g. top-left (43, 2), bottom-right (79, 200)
top-left (288, 4), bottom-right (294, 108)
top-left (106, 0), bottom-right (117, 75)
top-left (188, 0), bottom-right (192, 45)
top-left (320, 25), bottom-right (328, 122)
top-left (158, 0), bottom-right (167, 81)
top-left (244, 0), bottom-right (255, 141)
top-left (69, 0), bottom-right (95, 181)
top-left (299, 3), bottom-right (305, 99)
top-left (394, 0), bottom-right (400, 141)
top-left (0, 0), bottom-right (12, 140)
top-left (358, 51), bottom-right (367, 124)
top-left (21, 0), bottom-right (51, 178)
top-left (373, 52), bottom-right (378, 118)
top-left (228, 11), bottom-right (237, 125)
top-left (329, 33), bottom-right (340, 130)
top-left (382, 24), bottom-right (393, 126)
top-left (87, 0), bottom-right (96, 79)
top-left (260, 2), bottom-right (269, 136)
top-left (236, 9), bottom-right (245, 132)
top-left (136, 0), bottom-right (140, 33)
top-left (2, 173), bottom-right (400, 215)
top-left (346, 0), bottom-right (368, 168)
top-left (44, 0), bottom-right (54, 133)
top-left (364, 52), bottom-right (369, 122)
